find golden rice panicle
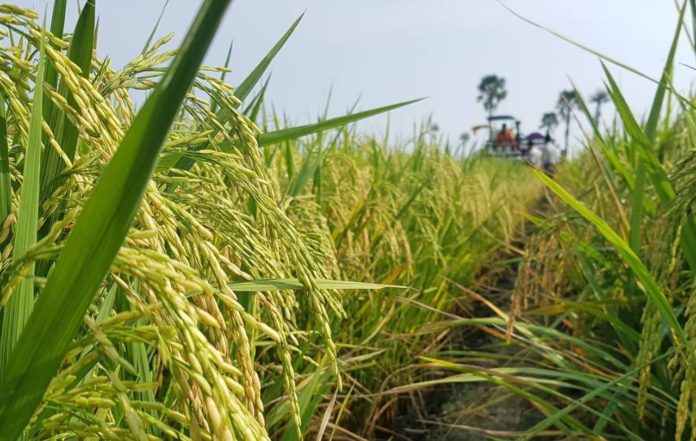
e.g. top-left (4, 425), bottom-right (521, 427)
top-left (676, 289), bottom-right (696, 441)
top-left (635, 304), bottom-right (663, 421)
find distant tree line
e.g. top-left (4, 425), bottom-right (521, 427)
top-left (459, 74), bottom-right (611, 155)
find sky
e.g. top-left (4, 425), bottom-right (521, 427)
top-left (14, 0), bottom-right (696, 152)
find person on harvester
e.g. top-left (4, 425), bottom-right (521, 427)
top-left (495, 124), bottom-right (516, 150)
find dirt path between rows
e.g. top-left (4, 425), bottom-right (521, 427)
top-left (381, 197), bottom-right (552, 440)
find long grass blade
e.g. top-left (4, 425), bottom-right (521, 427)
top-left (285, 148), bottom-right (320, 198)
top-left (40, 0), bottom-right (95, 196)
top-left (243, 74), bottom-right (270, 122)
top-left (40, 0), bottom-right (67, 162)
top-left (141, 0), bottom-right (171, 54)
top-left (234, 13), bottom-right (303, 102)
top-left (228, 279), bottom-right (400, 292)
top-left (0, 95), bottom-right (10, 224)
top-left (691, 0), bottom-right (696, 52)
top-left (498, 0), bottom-right (689, 105)
top-left (645, 0), bottom-right (685, 140)
top-left (520, 353), bottom-right (670, 440)
top-left (0, 32), bottom-right (46, 375)
top-left (602, 64), bottom-right (674, 201)
top-left (210, 39), bottom-right (233, 114)
top-left (280, 360), bottom-right (330, 441)
top-left (259, 99), bottom-right (423, 146)
top-left (44, 0), bottom-right (66, 94)
top-left (572, 84), bottom-right (633, 190)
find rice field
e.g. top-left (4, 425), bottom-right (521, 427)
top-left (0, 1), bottom-right (695, 440)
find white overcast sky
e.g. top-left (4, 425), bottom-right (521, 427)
top-left (14, 0), bottom-right (696, 149)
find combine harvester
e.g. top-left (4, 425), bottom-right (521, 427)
top-left (473, 114), bottom-right (560, 171)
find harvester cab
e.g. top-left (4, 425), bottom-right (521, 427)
top-left (481, 115), bottom-right (522, 157)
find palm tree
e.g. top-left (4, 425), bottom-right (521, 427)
top-left (540, 112), bottom-right (559, 135)
top-left (477, 75), bottom-right (507, 119)
top-left (454, 132), bottom-right (471, 157)
top-left (459, 132), bottom-right (470, 146)
top-left (557, 90), bottom-right (578, 155)
top-left (590, 90), bottom-right (610, 122)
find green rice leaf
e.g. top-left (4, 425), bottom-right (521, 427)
top-left (49, 0), bottom-right (67, 38)
top-left (40, 0), bottom-right (95, 197)
top-left (285, 148), bottom-right (320, 198)
top-left (500, 0), bottom-right (688, 105)
top-left (210, 39), bottom-right (233, 114)
top-left (141, 0), bottom-right (171, 54)
top-left (0, 95), bottom-right (10, 223)
top-left (44, 0), bottom-right (67, 93)
top-left (0, 32), bottom-right (46, 375)
top-left (280, 359), bottom-right (331, 441)
top-left (259, 99), bottom-right (423, 146)
top-left (220, 40), bottom-right (233, 84)
top-left (691, 0), bottom-right (696, 49)
top-left (234, 13), bottom-right (303, 102)
top-left (572, 84), bottom-right (633, 190)
top-left (644, 0), bottom-right (685, 140)
top-left (602, 64), bottom-right (674, 202)
top-left (0, 1), bottom-right (231, 438)
top-left (628, 160), bottom-right (646, 252)
top-left (228, 279), bottom-right (401, 292)
top-left (243, 74), bottom-right (271, 122)
top-left (534, 169), bottom-right (686, 347)
top-left (600, 66), bottom-right (650, 149)
top-left (40, 0), bottom-right (67, 164)
top-left (521, 353), bottom-right (670, 440)
top-left (57, 0), bottom-right (95, 160)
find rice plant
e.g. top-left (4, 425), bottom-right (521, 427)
top-left (0, 2), bottom-right (542, 439)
